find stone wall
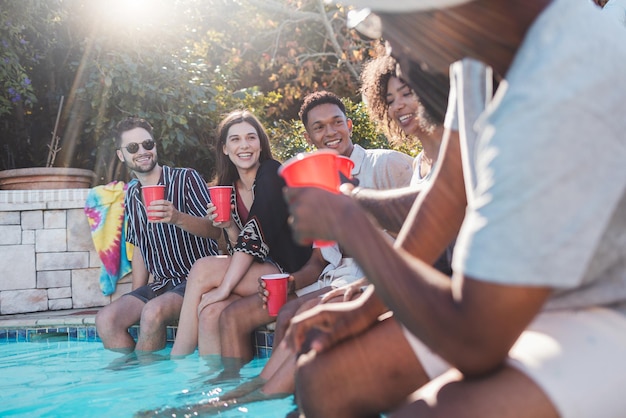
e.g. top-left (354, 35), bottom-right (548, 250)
top-left (0, 189), bottom-right (130, 315)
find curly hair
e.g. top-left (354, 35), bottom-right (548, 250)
top-left (298, 91), bottom-right (347, 128)
top-left (360, 55), bottom-right (447, 145)
top-left (360, 55), bottom-right (404, 142)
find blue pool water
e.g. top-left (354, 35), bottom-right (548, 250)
top-left (0, 340), bottom-right (296, 417)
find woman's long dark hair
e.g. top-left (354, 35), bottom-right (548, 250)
top-left (214, 109), bottom-right (273, 186)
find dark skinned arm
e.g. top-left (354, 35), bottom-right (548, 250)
top-left (284, 130), bottom-right (551, 375)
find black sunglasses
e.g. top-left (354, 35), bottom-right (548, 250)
top-left (120, 139), bottom-right (156, 154)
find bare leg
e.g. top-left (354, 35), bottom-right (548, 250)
top-left (219, 293), bottom-right (361, 403)
top-left (214, 294), bottom-right (275, 379)
top-left (171, 256), bottom-right (231, 356)
top-left (197, 294), bottom-right (240, 356)
top-left (136, 291), bottom-right (184, 352)
top-left (197, 260), bottom-right (280, 358)
top-left (258, 350), bottom-right (298, 395)
top-left (174, 255), bottom-right (280, 357)
top-left (246, 295), bottom-right (340, 396)
top-left (274, 288), bottom-right (330, 344)
top-left (296, 316), bottom-right (429, 418)
top-left (219, 294), bottom-right (273, 360)
top-left (96, 294), bottom-right (145, 352)
top-left (215, 337), bottom-right (295, 404)
top-left (391, 366), bottom-right (558, 418)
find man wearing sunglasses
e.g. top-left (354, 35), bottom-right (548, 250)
top-left (96, 117), bottom-right (221, 355)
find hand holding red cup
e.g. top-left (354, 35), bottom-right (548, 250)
top-left (261, 273), bottom-right (290, 316)
top-left (142, 185), bottom-right (166, 221)
top-left (208, 186), bottom-right (233, 222)
top-left (279, 150), bottom-right (341, 247)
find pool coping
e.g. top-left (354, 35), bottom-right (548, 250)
top-left (0, 308), bottom-right (99, 328)
top-left (0, 308), bottom-right (274, 357)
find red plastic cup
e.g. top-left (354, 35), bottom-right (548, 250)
top-left (262, 273), bottom-right (290, 316)
top-left (279, 150), bottom-right (340, 192)
top-left (142, 185), bottom-right (166, 221)
top-left (208, 186), bottom-right (233, 222)
top-left (279, 150), bottom-right (340, 247)
top-left (336, 155), bottom-right (354, 182)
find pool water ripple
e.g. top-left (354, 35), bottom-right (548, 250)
top-left (0, 341), bottom-right (296, 417)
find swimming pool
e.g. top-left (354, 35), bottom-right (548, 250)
top-left (0, 340), bottom-right (296, 417)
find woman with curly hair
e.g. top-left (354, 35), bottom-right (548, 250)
top-left (360, 54), bottom-right (448, 185)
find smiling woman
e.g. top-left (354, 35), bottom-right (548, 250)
top-left (169, 109), bottom-right (313, 358)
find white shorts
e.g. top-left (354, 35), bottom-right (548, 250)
top-left (402, 307), bottom-right (626, 418)
top-left (295, 257), bottom-right (364, 297)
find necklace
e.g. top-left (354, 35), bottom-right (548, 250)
top-left (237, 180), bottom-right (253, 192)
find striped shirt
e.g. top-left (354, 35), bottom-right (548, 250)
top-left (125, 165), bottom-right (219, 290)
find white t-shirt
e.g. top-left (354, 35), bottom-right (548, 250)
top-left (295, 144), bottom-right (413, 296)
top-left (350, 144), bottom-right (414, 190)
top-left (452, 0), bottom-right (626, 312)
top-left (604, 0), bottom-right (626, 24)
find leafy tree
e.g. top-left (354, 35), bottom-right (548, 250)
top-left (220, 0), bottom-right (374, 118)
top-left (0, 1), bottom-right (67, 168)
top-left (0, 0), bottom-right (413, 184)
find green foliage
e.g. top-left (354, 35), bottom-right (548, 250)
top-left (267, 96), bottom-right (418, 164)
top-left (0, 1), bottom-right (66, 168)
top-left (0, 0), bottom-right (412, 182)
top-left (267, 118), bottom-right (311, 162)
top-left (0, 1), bottom-right (54, 116)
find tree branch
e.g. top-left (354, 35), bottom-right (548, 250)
top-left (314, 0), bottom-right (359, 79)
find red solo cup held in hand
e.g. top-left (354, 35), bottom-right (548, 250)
top-left (279, 150), bottom-right (340, 193)
top-left (208, 186), bottom-right (233, 222)
top-left (142, 185), bottom-right (166, 221)
top-left (279, 150), bottom-right (340, 248)
top-left (262, 273), bottom-right (290, 316)
top-left (336, 155), bottom-right (354, 180)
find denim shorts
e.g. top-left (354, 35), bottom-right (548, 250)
top-left (127, 279), bottom-right (187, 303)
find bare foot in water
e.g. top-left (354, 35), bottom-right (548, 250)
top-left (135, 387), bottom-right (291, 417)
top-left (219, 376), bottom-right (266, 401)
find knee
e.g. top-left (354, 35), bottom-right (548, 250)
top-left (201, 300), bottom-right (226, 319)
top-left (186, 258), bottom-right (219, 290)
top-left (275, 299), bottom-right (299, 330)
top-left (96, 304), bottom-right (117, 335)
top-left (139, 300), bottom-right (169, 330)
top-left (218, 304), bottom-right (240, 334)
top-left (275, 298), bottom-right (319, 338)
top-left (198, 302), bottom-right (225, 331)
top-left (274, 310), bottom-right (292, 340)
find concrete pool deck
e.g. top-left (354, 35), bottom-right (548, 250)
top-left (0, 307), bottom-right (98, 328)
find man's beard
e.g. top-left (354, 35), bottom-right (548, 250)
top-left (126, 156), bottom-right (157, 174)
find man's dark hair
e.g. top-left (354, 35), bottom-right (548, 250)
top-left (298, 91), bottom-right (347, 128)
top-left (114, 117), bottom-right (153, 148)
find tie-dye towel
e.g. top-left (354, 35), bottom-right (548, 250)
top-left (84, 181), bottom-right (133, 295)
